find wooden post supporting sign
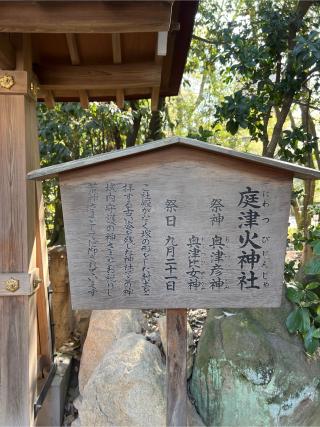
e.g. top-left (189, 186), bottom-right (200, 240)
top-left (167, 309), bottom-right (187, 427)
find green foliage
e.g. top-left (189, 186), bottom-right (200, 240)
top-left (285, 224), bottom-right (320, 353)
top-left (286, 280), bottom-right (320, 353)
top-left (278, 127), bottom-right (317, 164)
top-left (38, 101), bottom-right (153, 244)
top-left (206, 0), bottom-right (320, 157)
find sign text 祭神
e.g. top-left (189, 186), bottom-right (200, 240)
top-left (60, 150), bottom-right (291, 309)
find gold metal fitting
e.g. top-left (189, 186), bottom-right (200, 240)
top-left (33, 279), bottom-right (42, 289)
top-left (0, 74), bottom-right (15, 90)
top-left (30, 81), bottom-right (39, 97)
top-left (5, 278), bottom-right (20, 293)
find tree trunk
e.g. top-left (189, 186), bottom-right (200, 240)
top-left (145, 97), bottom-right (165, 143)
top-left (126, 101), bottom-right (142, 147)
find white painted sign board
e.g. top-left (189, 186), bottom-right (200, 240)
top-left (28, 137), bottom-right (320, 309)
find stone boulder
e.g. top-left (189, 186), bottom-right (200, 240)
top-left (75, 333), bottom-right (166, 426)
top-left (158, 316), bottom-right (194, 379)
top-left (75, 332), bottom-right (205, 427)
top-left (78, 310), bottom-right (142, 393)
top-left (190, 304), bottom-right (320, 426)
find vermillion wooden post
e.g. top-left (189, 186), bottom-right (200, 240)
top-left (166, 309), bottom-right (187, 427)
top-left (0, 35), bottom-right (46, 426)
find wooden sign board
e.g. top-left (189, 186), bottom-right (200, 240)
top-left (58, 145), bottom-right (292, 309)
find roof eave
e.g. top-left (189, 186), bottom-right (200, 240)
top-left (27, 136), bottom-right (320, 181)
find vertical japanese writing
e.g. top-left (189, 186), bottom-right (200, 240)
top-left (210, 198), bottom-right (224, 225)
top-left (123, 184), bottom-right (134, 295)
top-left (87, 183), bottom-right (98, 296)
top-left (209, 235), bottom-right (228, 289)
top-left (104, 183), bottom-right (117, 297)
top-left (165, 199), bottom-right (178, 227)
top-left (261, 191), bottom-right (271, 287)
top-left (141, 184), bottom-right (152, 295)
top-left (237, 186), bottom-right (262, 290)
top-left (186, 235), bottom-right (204, 290)
top-left (164, 199), bottom-right (178, 291)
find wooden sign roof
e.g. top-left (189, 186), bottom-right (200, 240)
top-left (0, 1), bottom-right (198, 108)
top-left (28, 136), bottom-right (320, 181)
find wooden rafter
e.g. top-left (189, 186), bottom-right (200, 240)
top-left (157, 31), bottom-right (168, 56)
top-left (44, 90), bottom-right (55, 109)
top-left (35, 63), bottom-right (161, 91)
top-left (116, 89), bottom-right (124, 109)
top-left (79, 90), bottom-right (89, 109)
top-left (151, 86), bottom-right (160, 112)
top-left (66, 34), bottom-right (80, 65)
top-left (112, 33), bottom-right (122, 64)
top-left (0, 34), bottom-right (15, 69)
top-left (0, 2), bottom-right (172, 33)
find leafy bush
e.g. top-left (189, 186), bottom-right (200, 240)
top-left (285, 226), bottom-right (320, 354)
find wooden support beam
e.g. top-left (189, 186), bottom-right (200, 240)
top-left (0, 34), bottom-right (15, 69)
top-left (0, 70), bottom-right (29, 95)
top-left (151, 86), bottom-right (160, 112)
top-left (166, 309), bottom-right (187, 427)
top-left (0, 92), bottom-right (39, 427)
top-left (112, 34), bottom-right (122, 64)
top-left (0, 33), bottom-right (51, 426)
top-left (116, 88), bottom-right (124, 109)
top-left (66, 34), bottom-right (80, 65)
top-left (79, 90), bottom-right (89, 109)
top-left (0, 294), bottom-right (38, 426)
top-left (44, 90), bottom-right (55, 109)
top-left (35, 182), bottom-right (52, 366)
top-left (35, 62), bottom-right (161, 91)
top-left (157, 31), bottom-right (168, 56)
top-left (0, 2), bottom-right (172, 33)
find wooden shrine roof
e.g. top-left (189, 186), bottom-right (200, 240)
top-left (0, 1), bottom-right (198, 108)
top-left (28, 136), bottom-right (320, 181)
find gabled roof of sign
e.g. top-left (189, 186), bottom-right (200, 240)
top-left (28, 136), bottom-right (320, 181)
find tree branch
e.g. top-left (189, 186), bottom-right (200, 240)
top-left (192, 35), bottom-right (215, 45)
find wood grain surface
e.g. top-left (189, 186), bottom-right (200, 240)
top-left (60, 146), bottom-right (292, 309)
top-left (166, 309), bottom-right (187, 427)
top-left (28, 136), bottom-right (320, 181)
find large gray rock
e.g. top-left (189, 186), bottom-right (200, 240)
top-left (190, 305), bottom-right (320, 426)
top-left (75, 332), bottom-right (204, 427)
top-left (78, 310), bottom-right (143, 393)
top-left (75, 333), bottom-right (166, 426)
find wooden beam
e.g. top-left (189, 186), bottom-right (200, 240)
top-left (157, 31), bottom-right (168, 56)
top-left (112, 33), bottom-right (122, 64)
top-left (0, 2), bottom-right (172, 33)
top-left (79, 90), bottom-right (89, 109)
top-left (0, 89), bottom-right (39, 427)
top-left (116, 89), bottom-right (124, 109)
top-left (35, 182), bottom-right (52, 366)
top-left (44, 90), bottom-right (55, 109)
top-left (0, 33), bottom-right (46, 427)
top-left (0, 294), bottom-right (38, 426)
top-left (151, 86), bottom-right (160, 111)
top-left (0, 34), bottom-right (15, 69)
top-left (16, 33), bottom-right (32, 72)
top-left (35, 62), bottom-right (161, 91)
top-left (0, 70), bottom-right (28, 95)
top-left (66, 34), bottom-right (80, 65)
